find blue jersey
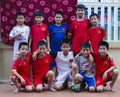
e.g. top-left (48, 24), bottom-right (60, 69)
top-left (49, 24), bottom-right (69, 53)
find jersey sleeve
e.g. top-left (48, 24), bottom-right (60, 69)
top-left (68, 20), bottom-right (74, 36)
top-left (9, 26), bottom-right (16, 37)
top-left (11, 60), bottom-right (18, 72)
top-left (101, 27), bottom-right (107, 39)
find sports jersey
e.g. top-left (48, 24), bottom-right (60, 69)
top-left (11, 54), bottom-right (32, 86)
top-left (30, 24), bottom-right (48, 52)
top-left (9, 25), bottom-right (30, 60)
top-left (49, 24), bottom-right (69, 53)
top-left (69, 18), bottom-right (91, 53)
top-left (32, 54), bottom-right (53, 86)
top-left (88, 27), bottom-right (106, 53)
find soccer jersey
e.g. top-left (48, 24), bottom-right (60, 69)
top-left (32, 54), bottom-right (53, 86)
top-left (30, 24), bottom-right (49, 52)
top-left (73, 55), bottom-right (95, 77)
top-left (9, 25), bottom-right (30, 60)
top-left (11, 54), bottom-right (32, 86)
top-left (69, 18), bottom-right (91, 53)
top-left (88, 27), bottom-right (106, 53)
top-left (49, 24), bottom-right (69, 53)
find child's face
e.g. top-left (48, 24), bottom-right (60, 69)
top-left (61, 43), bottom-right (70, 54)
top-left (90, 16), bottom-right (98, 26)
top-left (16, 15), bottom-right (25, 25)
top-left (35, 16), bottom-right (44, 24)
top-left (99, 45), bottom-right (108, 57)
top-left (76, 8), bottom-right (85, 17)
top-left (54, 14), bottom-right (63, 24)
top-left (81, 47), bottom-right (90, 57)
top-left (19, 45), bottom-right (29, 56)
top-left (37, 45), bottom-right (47, 55)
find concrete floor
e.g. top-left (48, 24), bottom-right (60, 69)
top-left (0, 80), bottom-right (120, 97)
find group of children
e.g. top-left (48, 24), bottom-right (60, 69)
top-left (9, 4), bottom-right (119, 93)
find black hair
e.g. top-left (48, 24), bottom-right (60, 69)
top-left (37, 40), bottom-right (47, 48)
top-left (98, 41), bottom-right (109, 50)
top-left (34, 12), bottom-right (45, 17)
top-left (16, 12), bottom-right (25, 18)
top-left (81, 42), bottom-right (91, 49)
top-left (18, 42), bottom-right (29, 50)
top-left (54, 11), bottom-right (63, 17)
top-left (89, 13), bottom-right (99, 19)
top-left (76, 4), bottom-right (86, 10)
top-left (61, 38), bottom-right (71, 47)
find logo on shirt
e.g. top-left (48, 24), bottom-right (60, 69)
top-left (42, 27), bottom-right (46, 31)
top-left (62, 28), bottom-right (66, 32)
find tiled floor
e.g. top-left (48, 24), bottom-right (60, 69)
top-left (0, 80), bottom-right (120, 97)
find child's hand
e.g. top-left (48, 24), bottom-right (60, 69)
top-left (32, 50), bottom-right (39, 60)
top-left (16, 32), bottom-right (22, 37)
top-left (102, 72), bottom-right (107, 81)
top-left (20, 78), bottom-right (26, 85)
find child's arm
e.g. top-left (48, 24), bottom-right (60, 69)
top-left (47, 35), bottom-right (51, 52)
top-left (9, 32), bottom-right (23, 40)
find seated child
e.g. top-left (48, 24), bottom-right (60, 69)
top-left (32, 40), bottom-right (56, 92)
top-left (71, 42), bottom-right (95, 92)
top-left (10, 42), bottom-right (33, 92)
top-left (92, 41), bottom-right (119, 92)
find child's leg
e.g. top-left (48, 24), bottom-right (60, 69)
top-left (25, 86), bottom-right (33, 92)
top-left (10, 76), bottom-right (21, 92)
top-left (71, 64), bottom-right (78, 84)
top-left (46, 70), bottom-right (56, 91)
top-left (110, 69), bottom-right (119, 90)
top-left (36, 84), bottom-right (43, 92)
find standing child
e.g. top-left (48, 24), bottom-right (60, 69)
top-left (32, 40), bottom-right (56, 92)
top-left (51, 38), bottom-right (74, 91)
top-left (71, 42), bottom-right (95, 92)
top-left (92, 41), bottom-right (119, 92)
top-left (88, 13), bottom-right (106, 53)
top-left (68, 4), bottom-right (91, 54)
top-left (10, 42), bottom-right (33, 92)
top-left (9, 12), bottom-right (30, 60)
top-left (30, 12), bottom-right (49, 52)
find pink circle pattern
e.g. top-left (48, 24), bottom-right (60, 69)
top-left (1, 0), bottom-right (76, 45)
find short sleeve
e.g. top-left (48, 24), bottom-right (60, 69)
top-left (9, 26), bottom-right (16, 37)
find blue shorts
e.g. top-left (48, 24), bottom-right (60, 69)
top-left (50, 62), bottom-right (56, 67)
top-left (81, 73), bottom-right (96, 87)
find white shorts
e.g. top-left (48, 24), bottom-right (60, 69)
top-left (55, 70), bottom-right (72, 85)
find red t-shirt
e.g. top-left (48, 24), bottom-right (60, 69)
top-left (30, 24), bottom-right (49, 52)
top-left (69, 18), bottom-right (91, 53)
top-left (32, 54), bottom-right (53, 85)
top-left (11, 54), bottom-right (32, 85)
top-left (88, 27), bottom-right (106, 53)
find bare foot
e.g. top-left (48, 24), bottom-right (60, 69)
top-left (48, 87), bottom-right (56, 92)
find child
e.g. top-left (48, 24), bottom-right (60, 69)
top-left (71, 42), bottom-right (95, 92)
top-left (51, 38), bottom-right (74, 91)
top-left (67, 4), bottom-right (91, 54)
top-left (88, 13), bottom-right (106, 53)
top-left (32, 40), bottom-right (56, 92)
top-left (49, 11), bottom-right (69, 53)
top-left (92, 41), bottom-right (119, 92)
top-left (29, 12), bottom-right (50, 52)
top-left (10, 42), bottom-right (33, 92)
top-left (9, 12), bottom-right (30, 60)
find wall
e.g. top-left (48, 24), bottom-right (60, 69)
top-left (0, 42), bottom-right (120, 83)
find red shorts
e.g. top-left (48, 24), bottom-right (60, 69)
top-left (33, 72), bottom-right (48, 87)
top-left (11, 74), bottom-right (32, 88)
top-left (96, 72), bottom-right (112, 86)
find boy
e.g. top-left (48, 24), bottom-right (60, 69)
top-left (29, 12), bottom-right (50, 52)
top-left (9, 12), bottom-right (30, 60)
top-left (51, 38), bottom-right (74, 91)
top-left (88, 13), bottom-right (106, 53)
top-left (92, 41), bottom-right (119, 92)
top-left (67, 4), bottom-right (91, 54)
top-left (32, 40), bottom-right (56, 92)
top-left (10, 42), bottom-right (33, 92)
top-left (71, 42), bottom-right (95, 92)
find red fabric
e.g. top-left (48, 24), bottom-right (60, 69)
top-left (88, 27), bottom-right (106, 53)
top-left (32, 54), bottom-right (53, 86)
top-left (1, 0), bottom-right (77, 45)
top-left (69, 18), bottom-right (91, 53)
top-left (30, 24), bottom-right (49, 52)
top-left (11, 54), bottom-right (32, 87)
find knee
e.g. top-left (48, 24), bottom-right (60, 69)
top-left (113, 69), bottom-right (119, 76)
top-left (89, 87), bottom-right (95, 92)
top-left (10, 76), bottom-right (15, 80)
top-left (48, 70), bottom-right (54, 77)
top-left (72, 64), bottom-right (78, 71)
